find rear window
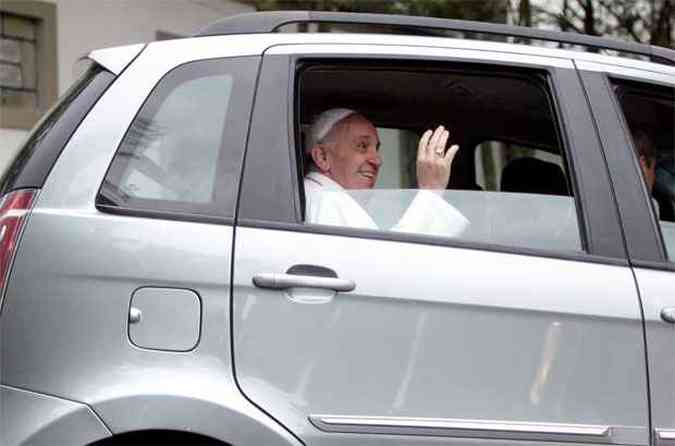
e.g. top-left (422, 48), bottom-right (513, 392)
top-left (97, 57), bottom-right (258, 220)
top-left (0, 63), bottom-right (115, 195)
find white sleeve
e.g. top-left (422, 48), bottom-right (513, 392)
top-left (305, 185), bottom-right (378, 230)
top-left (392, 190), bottom-right (469, 237)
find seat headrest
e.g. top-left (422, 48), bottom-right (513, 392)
top-left (501, 157), bottom-right (567, 196)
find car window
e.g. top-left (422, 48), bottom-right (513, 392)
top-left (97, 57), bottom-right (258, 219)
top-left (611, 79), bottom-right (675, 261)
top-left (298, 63), bottom-right (582, 253)
top-left (475, 141), bottom-right (565, 192)
top-left (373, 127), bottom-right (418, 189)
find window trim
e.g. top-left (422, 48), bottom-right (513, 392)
top-left (238, 51), bottom-right (625, 261)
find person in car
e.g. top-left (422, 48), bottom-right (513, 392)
top-left (633, 130), bottom-right (657, 193)
top-left (633, 129), bottom-right (675, 221)
top-left (304, 108), bottom-right (469, 236)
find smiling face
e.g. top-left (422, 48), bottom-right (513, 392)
top-left (313, 114), bottom-right (382, 189)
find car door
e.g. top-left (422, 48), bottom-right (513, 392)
top-left (577, 60), bottom-right (675, 446)
top-left (232, 42), bottom-right (649, 446)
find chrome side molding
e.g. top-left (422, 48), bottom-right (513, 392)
top-left (309, 415), bottom-right (613, 443)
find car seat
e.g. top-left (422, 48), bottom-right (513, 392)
top-left (500, 157), bottom-right (568, 196)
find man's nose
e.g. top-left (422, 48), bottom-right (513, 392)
top-left (369, 150), bottom-right (382, 167)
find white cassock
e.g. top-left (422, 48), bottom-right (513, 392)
top-left (304, 171), bottom-right (469, 237)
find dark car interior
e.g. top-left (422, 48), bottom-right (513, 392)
top-left (297, 61), bottom-right (571, 196)
top-left (615, 80), bottom-right (675, 222)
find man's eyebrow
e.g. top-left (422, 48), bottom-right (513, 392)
top-left (353, 134), bottom-right (377, 142)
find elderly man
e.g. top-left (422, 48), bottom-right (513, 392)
top-left (304, 108), bottom-right (469, 236)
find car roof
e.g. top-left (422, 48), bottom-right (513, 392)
top-left (198, 11), bottom-right (675, 66)
top-left (90, 31), bottom-right (675, 79)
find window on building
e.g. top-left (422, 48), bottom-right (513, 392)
top-left (0, 12), bottom-right (38, 109)
top-left (0, 2), bottom-right (57, 130)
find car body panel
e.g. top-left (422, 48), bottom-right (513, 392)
top-left (576, 59), bottom-right (675, 445)
top-left (88, 43), bottom-right (146, 75)
top-left (0, 385), bottom-right (111, 446)
top-left (265, 43), bottom-right (575, 68)
top-left (232, 226), bottom-right (648, 445)
top-left (635, 268), bottom-right (675, 445)
top-left (0, 39), bottom-right (299, 445)
top-left (231, 42), bottom-right (649, 445)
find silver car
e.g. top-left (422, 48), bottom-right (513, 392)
top-left (1, 11), bottom-right (674, 446)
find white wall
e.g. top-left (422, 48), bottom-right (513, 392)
top-left (47, 0), bottom-right (254, 94)
top-left (0, 129), bottom-right (28, 173)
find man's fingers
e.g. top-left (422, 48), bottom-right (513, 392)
top-left (428, 125), bottom-right (444, 155)
top-left (438, 130), bottom-right (449, 156)
top-left (445, 144), bottom-right (460, 163)
top-left (418, 130), bottom-right (432, 160)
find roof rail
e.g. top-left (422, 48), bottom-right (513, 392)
top-left (197, 11), bottom-right (675, 65)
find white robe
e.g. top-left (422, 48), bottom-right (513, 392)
top-left (304, 171), bottom-right (469, 237)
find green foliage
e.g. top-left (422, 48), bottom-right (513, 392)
top-left (250, 0), bottom-right (507, 21)
top-left (529, 0), bottom-right (673, 48)
top-left (247, 0), bottom-right (673, 48)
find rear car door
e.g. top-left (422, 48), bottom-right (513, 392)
top-left (232, 41), bottom-right (649, 446)
top-left (577, 59), bottom-right (675, 446)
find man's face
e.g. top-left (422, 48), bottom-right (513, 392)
top-left (321, 115), bottom-right (382, 189)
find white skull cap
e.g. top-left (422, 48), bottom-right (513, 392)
top-left (305, 108), bottom-right (358, 153)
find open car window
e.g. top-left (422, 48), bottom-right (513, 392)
top-left (298, 61), bottom-right (582, 254)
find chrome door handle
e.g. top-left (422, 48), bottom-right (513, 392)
top-left (253, 273), bottom-right (355, 292)
top-left (661, 308), bottom-right (675, 323)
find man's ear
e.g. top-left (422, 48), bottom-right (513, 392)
top-left (310, 145), bottom-right (330, 172)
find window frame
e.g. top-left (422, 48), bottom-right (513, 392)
top-left (96, 56), bottom-right (259, 224)
top-left (237, 49), bottom-right (627, 265)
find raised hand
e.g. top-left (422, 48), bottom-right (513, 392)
top-left (416, 125), bottom-right (459, 189)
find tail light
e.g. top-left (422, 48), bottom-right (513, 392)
top-left (0, 189), bottom-right (37, 295)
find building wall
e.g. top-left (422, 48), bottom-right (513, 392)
top-left (0, 0), bottom-right (253, 173)
top-left (48, 0), bottom-right (254, 96)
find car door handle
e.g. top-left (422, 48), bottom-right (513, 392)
top-left (253, 273), bottom-right (355, 292)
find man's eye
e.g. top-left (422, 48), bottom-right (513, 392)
top-left (356, 142), bottom-right (368, 151)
